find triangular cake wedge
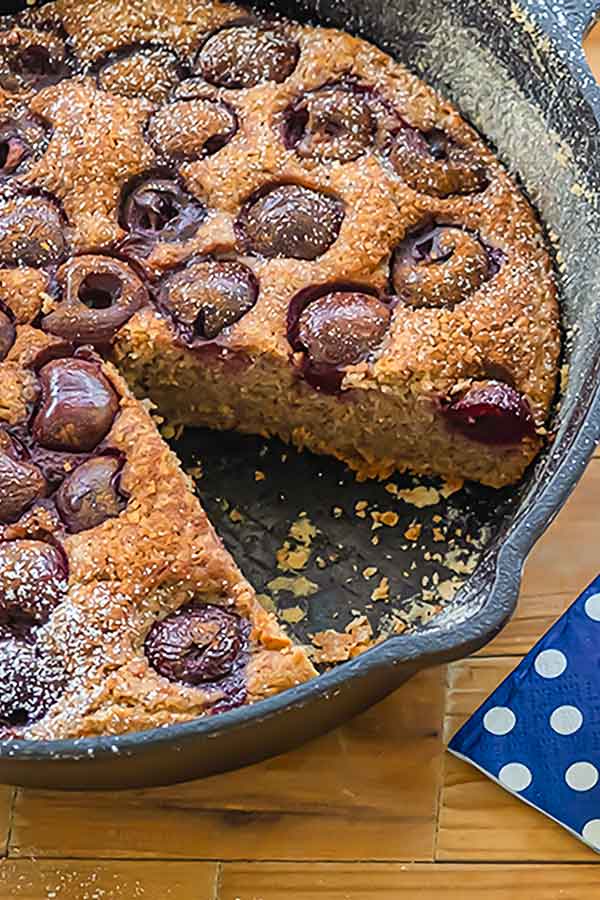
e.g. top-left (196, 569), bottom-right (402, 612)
top-left (0, 326), bottom-right (316, 739)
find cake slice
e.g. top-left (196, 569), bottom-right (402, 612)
top-left (0, 325), bottom-right (315, 739)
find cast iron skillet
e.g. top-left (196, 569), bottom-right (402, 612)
top-left (2, 0), bottom-right (600, 789)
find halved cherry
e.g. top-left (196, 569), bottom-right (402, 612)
top-left (0, 303), bottom-right (15, 361)
top-left (389, 123), bottom-right (488, 197)
top-left (0, 192), bottom-right (67, 268)
top-left (0, 114), bottom-right (48, 178)
top-left (146, 99), bottom-right (237, 161)
top-left (287, 283), bottom-right (391, 393)
top-left (98, 43), bottom-right (182, 103)
top-left (0, 637), bottom-right (66, 729)
top-left (32, 358), bottom-right (120, 453)
top-left (283, 83), bottom-right (375, 162)
top-left (237, 184), bottom-right (344, 260)
top-left (42, 255), bottom-right (148, 345)
top-left (55, 453), bottom-right (127, 533)
top-left (0, 539), bottom-right (68, 632)
top-left (194, 24), bottom-right (299, 89)
top-left (0, 431), bottom-right (46, 524)
top-left (391, 224), bottom-right (493, 308)
top-left (119, 173), bottom-right (207, 244)
top-left (145, 602), bottom-right (250, 711)
top-left (0, 31), bottom-right (72, 93)
top-left (444, 381), bottom-right (536, 446)
top-left (158, 257), bottom-right (258, 342)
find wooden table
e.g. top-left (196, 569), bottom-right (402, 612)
top-left (0, 456), bottom-right (598, 897)
top-left (2, 33), bottom-right (600, 900)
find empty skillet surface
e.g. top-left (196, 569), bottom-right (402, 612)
top-left (173, 427), bottom-right (518, 657)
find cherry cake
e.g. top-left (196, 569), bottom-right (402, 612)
top-left (0, 0), bottom-right (559, 739)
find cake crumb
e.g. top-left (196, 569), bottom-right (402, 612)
top-left (311, 615), bottom-right (373, 663)
top-left (440, 478), bottom-right (464, 498)
top-left (397, 485), bottom-right (440, 507)
top-left (404, 521), bottom-right (422, 541)
top-left (371, 576), bottom-right (390, 602)
top-left (332, 506), bottom-right (343, 518)
top-left (290, 517), bottom-right (318, 544)
top-left (276, 543), bottom-right (311, 571)
top-left (256, 593), bottom-right (276, 613)
top-left (267, 575), bottom-right (319, 597)
top-left (443, 547), bottom-right (478, 575)
top-left (229, 508), bottom-right (243, 523)
top-left (362, 566), bottom-right (378, 579)
top-left (437, 578), bottom-right (462, 601)
top-left (281, 605), bottom-right (306, 624)
top-left (355, 500), bottom-right (368, 518)
top-left (432, 527), bottom-right (445, 542)
top-left (254, 470), bottom-right (266, 481)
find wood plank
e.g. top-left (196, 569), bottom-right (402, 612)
top-left (0, 789), bottom-right (12, 858)
top-left (11, 668), bottom-right (443, 862)
top-left (438, 658), bottom-right (598, 860)
top-left (0, 860), bottom-right (218, 899)
top-left (476, 592), bottom-right (572, 657)
top-left (219, 862), bottom-right (600, 899)
top-left (519, 459), bottom-right (600, 603)
top-left (477, 458), bottom-right (599, 658)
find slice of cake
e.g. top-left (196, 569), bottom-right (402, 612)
top-left (0, 326), bottom-right (315, 739)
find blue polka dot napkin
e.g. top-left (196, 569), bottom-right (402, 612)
top-left (448, 575), bottom-right (600, 853)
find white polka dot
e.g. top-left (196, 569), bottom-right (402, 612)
top-left (534, 648), bottom-right (567, 678)
top-left (550, 705), bottom-right (583, 735)
top-left (582, 819), bottom-right (600, 849)
top-left (483, 706), bottom-right (516, 735)
top-left (498, 762), bottom-right (532, 792)
top-left (585, 593), bottom-right (600, 622)
top-left (565, 762), bottom-right (598, 792)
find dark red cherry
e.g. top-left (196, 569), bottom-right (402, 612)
top-left (237, 184), bottom-right (344, 259)
top-left (0, 114), bottom-right (48, 178)
top-left (283, 85), bottom-right (375, 162)
top-left (391, 225), bottom-right (490, 308)
top-left (120, 175), bottom-right (206, 243)
top-left (0, 446), bottom-right (46, 524)
top-left (0, 539), bottom-right (68, 631)
top-left (147, 99), bottom-right (237, 161)
top-left (0, 193), bottom-right (67, 267)
top-left (41, 255), bottom-right (148, 345)
top-left (32, 358), bottom-right (120, 453)
top-left (56, 454), bottom-right (127, 533)
top-left (194, 25), bottom-right (299, 89)
top-left (0, 308), bottom-right (15, 361)
top-left (145, 602), bottom-right (250, 692)
top-left (0, 637), bottom-right (66, 729)
top-left (444, 381), bottom-right (535, 445)
top-left (298, 292), bottom-right (390, 366)
top-left (390, 124), bottom-right (488, 197)
top-left (159, 259), bottom-right (258, 341)
top-left (0, 36), bottom-right (71, 93)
